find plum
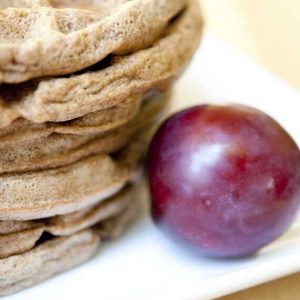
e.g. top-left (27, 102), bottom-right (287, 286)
top-left (147, 104), bottom-right (300, 257)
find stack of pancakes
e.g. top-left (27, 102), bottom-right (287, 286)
top-left (0, 0), bottom-right (203, 295)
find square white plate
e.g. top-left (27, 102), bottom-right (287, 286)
top-left (7, 32), bottom-right (300, 300)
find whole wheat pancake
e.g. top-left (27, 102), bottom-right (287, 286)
top-left (0, 199), bottom-right (137, 296)
top-left (0, 0), bottom-right (186, 83)
top-left (0, 228), bottom-right (44, 260)
top-left (0, 90), bottom-right (143, 134)
top-left (96, 194), bottom-right (138, 240)
top-left (0, 91), bottom-right (169, 174)
top-left (0, 185), bottom-right (133, 258)
top-left (0, 90), bottom-right (165, 148)
top-left (0, 0), bottom-right (202, 127)
top-left (0, 229), bottom-right (100, 296)
top-left (0, 127), bottom-right (147, 221)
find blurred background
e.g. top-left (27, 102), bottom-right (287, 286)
top-left (199, 0), bottom-right (300, 89)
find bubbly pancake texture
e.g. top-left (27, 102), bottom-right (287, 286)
top-left (0, 0), bottom-right (186, 83)
top-left (0, 0), bottom-right (203, 126)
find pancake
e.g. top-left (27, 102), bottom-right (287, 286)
top-left (0, 91), bottom-right (169, 174)
top-left (0, 126), bottom-right (149, 221)
top-left (96, 194), bottom-right (138, 240)
top-left (0, 199), bottom-right (137, 296)
top-left (0, 185), bottom-right (133, 258)
top-left (0, 229), bottom-right (100, 296)
top-left (0, 219), bottom-right (41, 234)
top-left (0, 0), bottom-right (186, 83)
top-left (0, 90), bottom-right (143, 135)
top-left (0, 0), bottom-right (203, 127)
top-left (0, 91), bottom-right (165, 147)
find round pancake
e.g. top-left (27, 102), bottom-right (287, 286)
top-left (0, 229), bottom-right (100, 296)
top-left (0, 200), bottom-right (137, 296)
top-left (0, 89), bottom-right (143, 134)
top-left (0, 91), bottom-right (169, 174)
top-left (0, 0), bottom-right (186, 83)
top-left (0, 128), bottom-right (148, 221)
top-left (0, 0), bottom-right (203, 127)
top-left (0, 185), bottom-right (133, 258)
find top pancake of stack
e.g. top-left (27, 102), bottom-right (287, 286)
top-left (0, 0), bottom-right (203, 127)
top-left (0, 0), bottom-right (186, 83)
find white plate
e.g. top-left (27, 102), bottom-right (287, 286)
top-left (8, 32), bottom-right (300, 300)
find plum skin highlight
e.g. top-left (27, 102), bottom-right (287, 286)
top-left (147, 104), bottom-right (300, 258)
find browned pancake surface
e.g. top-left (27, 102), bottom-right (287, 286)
top-left (0, 0), bottom-right (186, 83)
top-left (0, 185), bottom-right (134, 258)
top-left (0, 196), bottom-right (137, 296)
top-left (0, 0), bottom-right (203, 126)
